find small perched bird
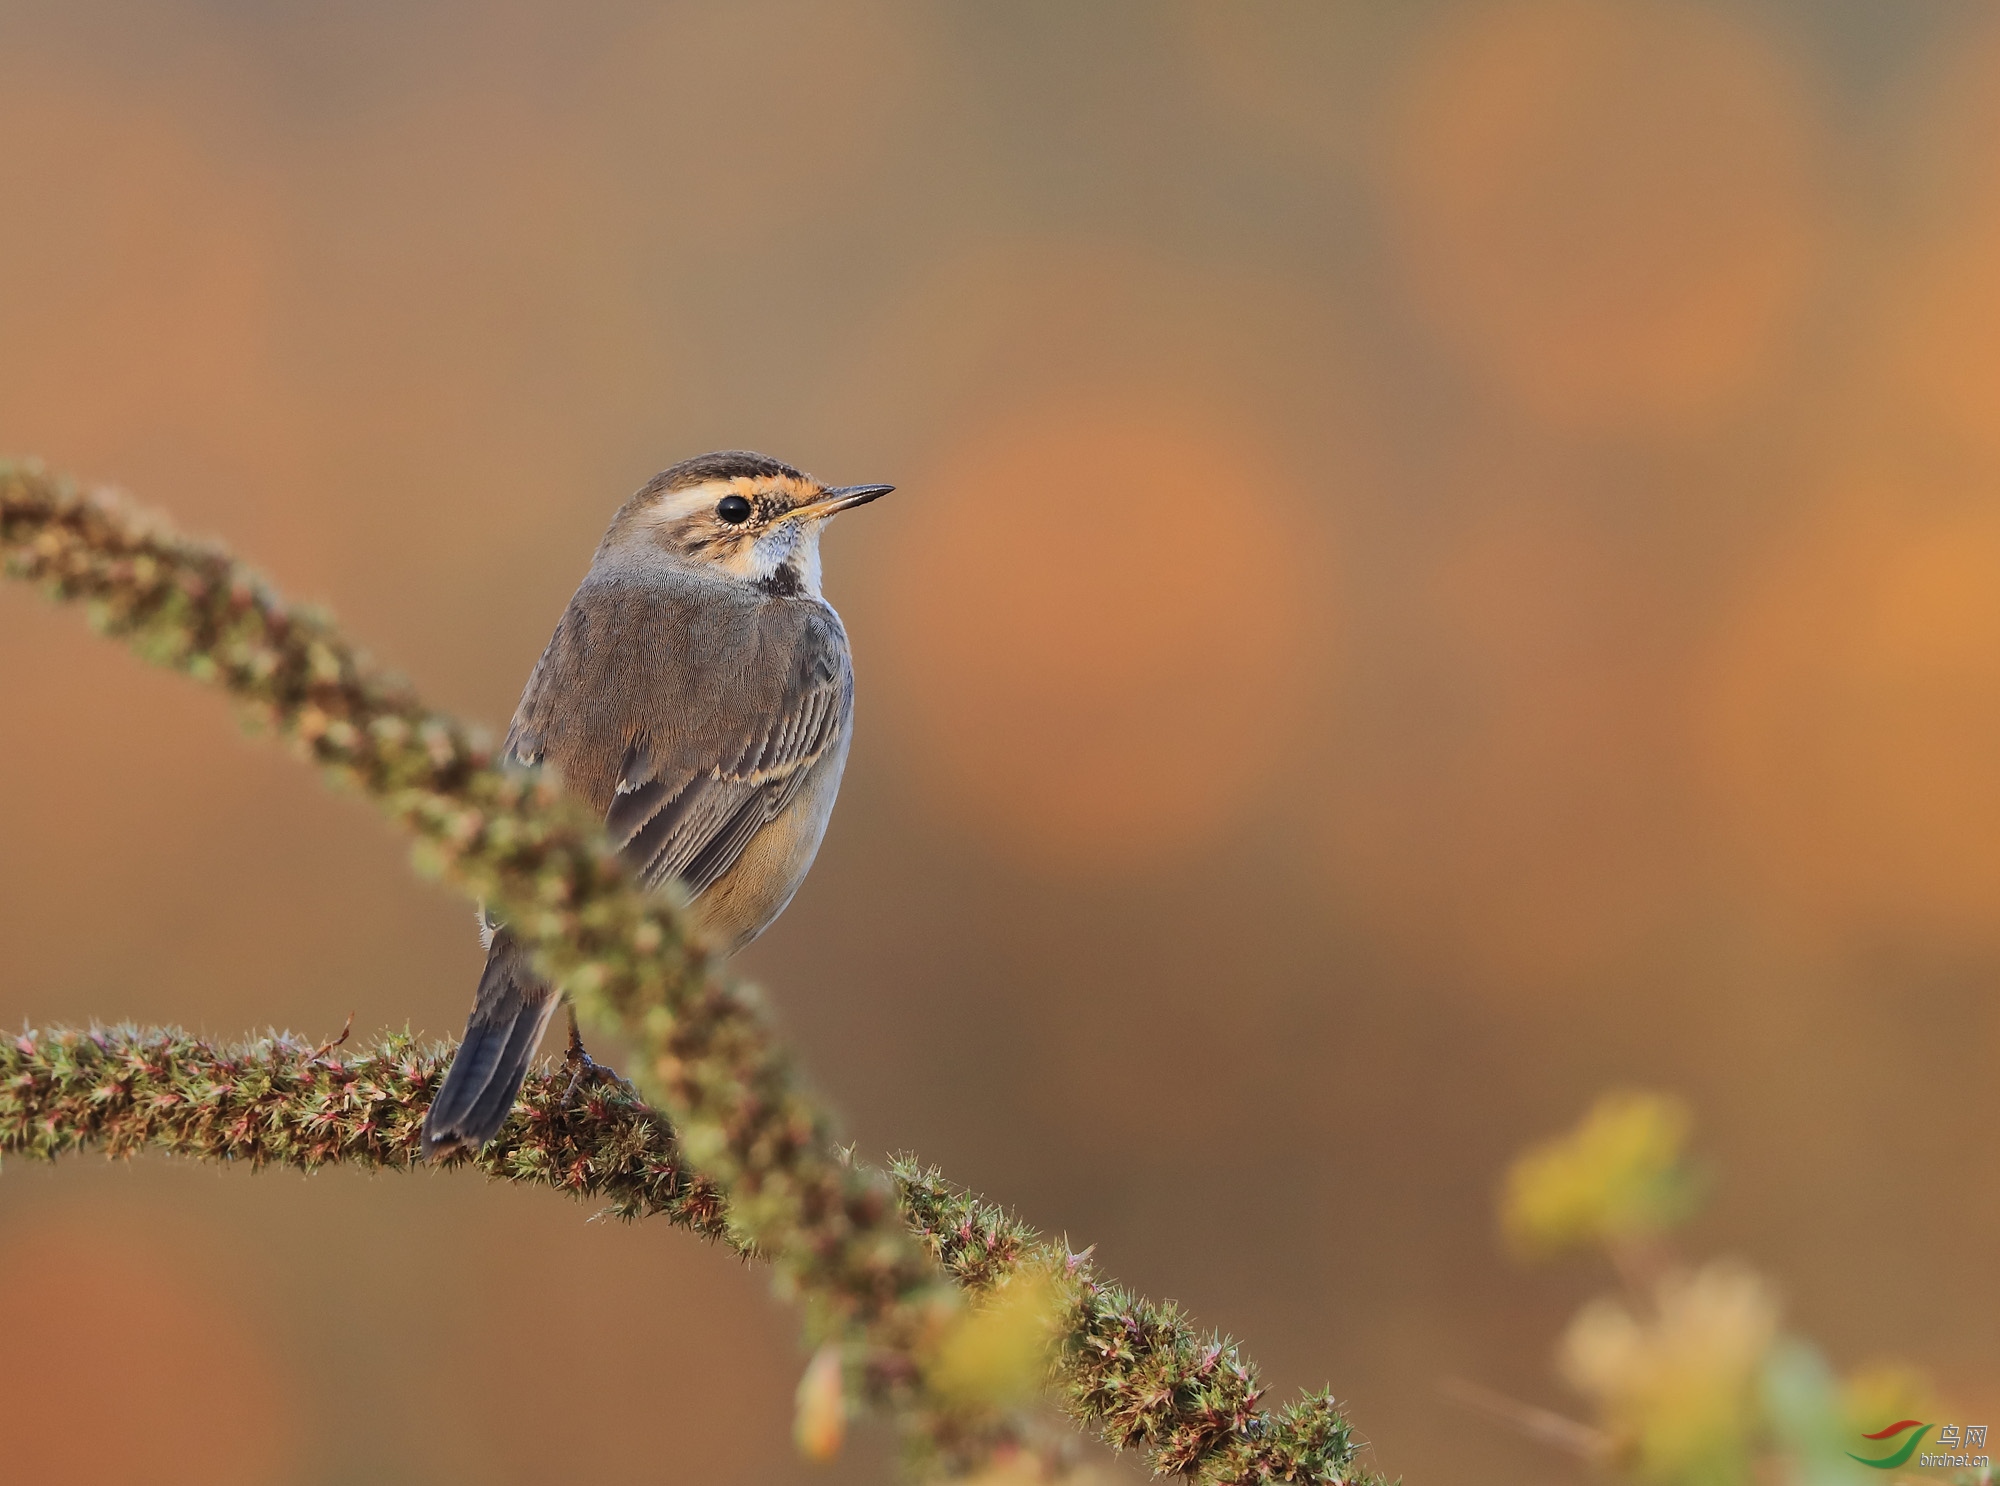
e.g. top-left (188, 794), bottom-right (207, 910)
top-left (421, 450), bottom-right (891, 1159)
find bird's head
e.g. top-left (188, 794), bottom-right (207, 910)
top-left (600, 450), bottom-right (892, 598)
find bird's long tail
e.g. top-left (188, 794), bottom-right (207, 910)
top-left (421, 929), bottom-right (561, 1160)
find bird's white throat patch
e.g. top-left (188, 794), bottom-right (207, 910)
top-left (704, 508), bottom-right (823, 596)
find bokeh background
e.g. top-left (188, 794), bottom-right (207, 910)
top-left (1, 2), bottom-right (1996, 1482)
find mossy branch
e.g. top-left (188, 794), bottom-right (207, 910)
top-left (1, 1022), bottom-right (1370, 1484)
top-left (0, 1024), bottom-right (735, 1233)
top-left (0, 463), bottom-right (1376, 1485)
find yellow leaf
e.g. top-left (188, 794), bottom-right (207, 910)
top-left (1502, 1090), bottom-right (1699, 1258)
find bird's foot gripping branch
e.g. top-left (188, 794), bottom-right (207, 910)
top-left (0, 462), bottom-right (1378, 1485)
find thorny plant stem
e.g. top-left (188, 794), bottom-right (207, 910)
top-left (0, 463), bottom-right (1375, 1485)
top-left (0, 1026), bottom-right (735, 1234)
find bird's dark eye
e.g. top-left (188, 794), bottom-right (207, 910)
top-left (716, 495), bottom-right (753, 525)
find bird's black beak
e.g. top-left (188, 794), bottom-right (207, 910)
top-left (793, 483), bottom-right (894, 520)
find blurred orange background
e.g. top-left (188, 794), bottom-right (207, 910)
top-left (1, 4), bottom-right (1995, 1482)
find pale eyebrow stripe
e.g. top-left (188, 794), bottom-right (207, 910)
top-left (643, 482), bottom-right (735, 524)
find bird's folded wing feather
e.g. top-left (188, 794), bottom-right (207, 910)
top-left (506, 591), bottom-right (852, 902)
top-left (606, 658), bottom-right (848, 897)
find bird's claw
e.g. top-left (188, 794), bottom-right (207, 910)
top-left (559, 1007), bottom-right (624, 1106)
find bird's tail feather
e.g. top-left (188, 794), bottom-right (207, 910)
top-left (421, 931), bottom-right (560, 1159)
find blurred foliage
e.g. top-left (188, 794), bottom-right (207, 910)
top-left (1561, 1261), bottom-right (1779, 1486)
top-left (1494, 1094), bottom-right (1989, 1486)
top-left (932, 1271), bottom-right (1064, 1410)
top-left (1502, 1090), bottom-right (1702, 1258)
top-left (795, 1344), bottom-right (849, 1464)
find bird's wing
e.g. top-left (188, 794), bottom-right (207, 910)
top-left (599, 603), bottom-right (852, 900)
top-left (501, 608), bottom-right (567, 769)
